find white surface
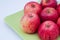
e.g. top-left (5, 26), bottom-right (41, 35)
top-left (0, 0), bottom-right (38, 40)
top-left (0, 0), bottom-right (60, 40)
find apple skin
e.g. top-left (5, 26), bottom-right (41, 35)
top-left (24, 1), bottom-right (42, 15)
top-left (40, 7), bottom-right (58, 22)
top-left (21, 13), bottom-right (40, 33)
top-left (41, 0), bottom-right (57, 8)
top-left (57, 17), bottom-right (60, 34)
top-left (57, 4), bottom-right (60, 16)
top-left (38, 21), bottom-right (59, 40)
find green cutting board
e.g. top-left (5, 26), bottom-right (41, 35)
top-left (4, 0), bottom-right (60, 40)
top-left (5, 10), bottom-right (40, 40)
top-left (4, 10), bottom-right (60, 40)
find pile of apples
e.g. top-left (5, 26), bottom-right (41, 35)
top-left (21, 0), bottom-right (60, 40)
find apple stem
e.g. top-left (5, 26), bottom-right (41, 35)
top-left (46, 0), bottom-right (50, 3)
top-left (31, 4), bottom-right (35, 8)
top-left (46, 24), bottom-right (50, 28)
top-left (47, 9), bottom-right (50, 13)
top-left (29, 15), bottom-right (33, 18)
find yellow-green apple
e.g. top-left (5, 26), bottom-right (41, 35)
top-left (38, 21), bottom-right (59, 40)
top-left (21, 13), bottom-right (40, 33)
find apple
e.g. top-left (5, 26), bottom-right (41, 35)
top-left (57, 17), bottom-right (60, 34)
top-left (24, 1), bottom-right (42, 15)
top-left (38, 21), bottom-right (59, 40)
top-left (40, 7), bottom-right (58, 22)
top-left (41, 0), bottom-right (57, 8)
top-left (21, 13), bottom-right (40, 33)
top-left (57, 4), bottom-right (60, 16)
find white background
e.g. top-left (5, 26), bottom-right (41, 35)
top-left (0, 0), bottom-right (60, 40)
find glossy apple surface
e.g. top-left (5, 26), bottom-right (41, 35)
top-left (38, 21), bottom-right (59, 40)
top-left (57, 4), bottom-right (60, 16)
top-left (40, 7), bottom-right (58, 22)
top-left (41, 0), bottom-right (57, 8)
top-left (21, 13), bottom-right (40, 33)
top-left (24, 1), bottom-right (42, 15)
top-left (57, 17), bottom-right (60, 34)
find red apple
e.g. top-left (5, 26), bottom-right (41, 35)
top-left (40, 7), bottom-right (58, 22)
top-left (41, 0), bottom-right (57, 8)
top-left (24, 1), bottom-right (42, 15)
top-left (57, 17), bottom-right (60, 34)
top-left (38, 21), bottom-right (59, 40)
top-left (21, 13), bottom-right (40, 33)
top-left (57, 4), bottom-right (60, 16)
